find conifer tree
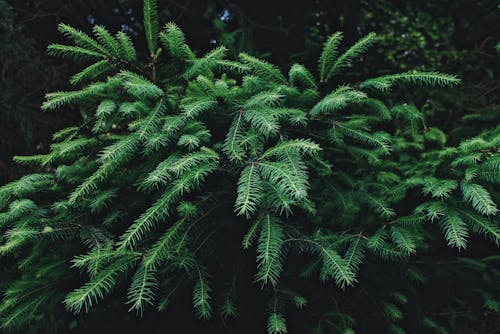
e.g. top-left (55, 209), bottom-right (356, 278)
top-left (0, 1), bottom-right (498, 333)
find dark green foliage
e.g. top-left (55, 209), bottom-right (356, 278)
top-left (0, 1), bottom-right (498, 333)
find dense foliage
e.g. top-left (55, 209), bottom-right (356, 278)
top-left (0, 1), bottom-right (498, 333)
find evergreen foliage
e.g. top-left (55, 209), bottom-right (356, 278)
top-left (0, 1), bottom-right (498, 333)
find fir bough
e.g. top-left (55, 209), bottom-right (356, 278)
top-left (0, 1), bottom-right (498, 333)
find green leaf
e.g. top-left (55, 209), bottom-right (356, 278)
top-left (127, 263), bottom-right (158, 314)
top-left (292, 295), bottom-right (308, 309)
top-left (159, 23), bottom-right (194, 60)
top-left (361, 71), bottom-right (461, 91)
top-left (363, 193), bottom-right (395, 219)
top-left (477, 157), bottom-right (500, 183)
top-left (327, 32), bottom-right (377, 78)
top-left (344, 236), bottom-right (366, 272)
top-left (367, 228), bottom-right (387, 251)
top-left (260, 139), bottom-right (321, 160)
top-left (289, 63), bottom-right (317, 89)
top-left (240, 53), bottom-right (286, 84)
top-left (439, 210), bottom-right (469, 249)
top-left (135, 100), bottom-right (166, 140)
top-left (64, 254), bottom-right (137, 313)
top-left (185, 46), bottom-right (228, 79)
top-left (267, 312), bottom-right (287, 334)
top-left (458, 208), bottom-right (500, 245)
top-left (255, 215), bottom-right (285, 286)
top-left (318, 31), bottom-right (343, 82)
top-left (310, 86), bottom-right (366, 116)
top-left (223, 112), bottom-right (247, 162)
top-left (119, 163), bottom-right (216, 249)
top-left (70, 60), bottom-right (113, 85)
top-left (320, 247), bottom-right (356, 288)
top-left (143, 0), bottom-right (159, 54)
top-left (243, 108), bottom-right (280, 137)
top-left (143, 220), bottom-right (185, 268)
top-left (116, 31), bottom-right (137, 61)
top-left (235, 164), bottom-right (263, 217)
top-left (422, 178), bottom-right (458, 200)
top-left (220, 293), bottom-right (238, 318)
top-left (258, 161), bottom-right (308, 200)
top-left (119, 71), bottom-right (164, 99)
top-left (57, 23), bottom-right (107, 54)
top-left (193, 270), bottom-right (212, 319)
top-left (242, 220), bottom-right (261, 249)
top-left (93, 25), bottom-right (121, 56)
top-left (390, 227), bottom-right (417, 255)
top-left (461, 182), bottom-right (498, 216)
top-left (335, 122), bottom-right (391, 155)
top-left (47, 44), bottom-right (104, 61)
